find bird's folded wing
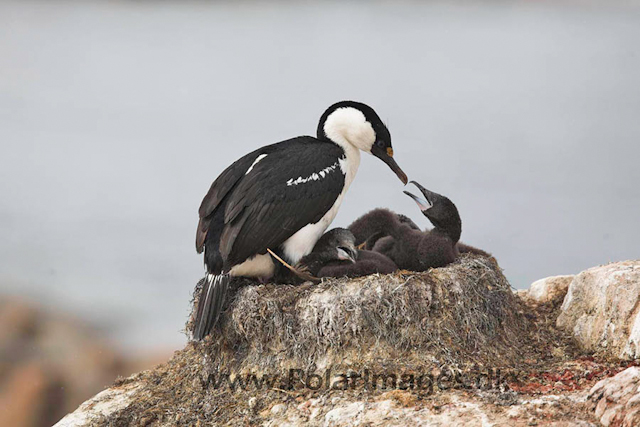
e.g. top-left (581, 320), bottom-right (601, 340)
top-left (220, 141), bottom-right (345, 266)
top-left (196, 142), bottom-right (283, 253)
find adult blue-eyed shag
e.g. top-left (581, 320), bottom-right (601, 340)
top-left (192, 101), bottom-right (408, 340)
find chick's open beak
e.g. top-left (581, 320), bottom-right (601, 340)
top-left (371, 145), bottom-right (408, 184)
top-left (403, 181), bottom-right (434, 211)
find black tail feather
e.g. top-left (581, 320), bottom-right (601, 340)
top-left (192, 274), bottom-right (229, 340)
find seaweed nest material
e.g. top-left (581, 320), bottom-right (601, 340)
top-left (187, 254), bottom-right (534, 371)
top-left (96, 254), bottom-right (572, 426)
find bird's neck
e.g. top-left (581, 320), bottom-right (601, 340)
top-left (432, 220), bottom-right (462, 244)
top-left (333, 139), bottom-right (361, 191)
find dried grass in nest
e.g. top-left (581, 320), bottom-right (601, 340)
top-left (186, 255), bottom-right (534, 371)
top-left (100, 254), bottom-right (566, 426)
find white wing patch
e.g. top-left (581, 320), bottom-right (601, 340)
top-left (286, 157), bottom-right (346, 186)
top-left (245, 154), bottom-right (268, 175)
top-left (338, 157), bottom-right (348, 174)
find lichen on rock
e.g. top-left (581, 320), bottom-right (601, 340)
top-left (588, 366), bottom-right (640, 427)
top-left (525, 274), bottom-right (573, 305)
top-left (557, 260), bottom-right (640, 360)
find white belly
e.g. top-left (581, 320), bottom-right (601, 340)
top-left (229, 253), bottom-right (275, 278)
top-left (281, 194), bottom-right (344, 264)
top-left (281, 150), bottom-right (359, 264)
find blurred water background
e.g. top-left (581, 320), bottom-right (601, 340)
top-left (1, 0), bottom-right (639, 353)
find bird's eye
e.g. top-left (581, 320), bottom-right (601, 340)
top-left (376, 139), bottom-right (385, 148)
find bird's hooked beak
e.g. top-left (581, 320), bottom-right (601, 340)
top-left (370, 145), bottom-right (408, 184)
top-left (403, 181), bottom-right (434, 212)
top-left (337, 246), bottom-right (358, 263)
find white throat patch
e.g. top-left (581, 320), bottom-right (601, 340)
top-left (323, 107), bottom-right (376, 153)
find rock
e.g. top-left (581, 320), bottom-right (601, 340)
top-left (527, 275), bottom-right (574, 305)
top-left (588, 366), bottom-right (640, 426)
top-left (54, 381), bottom-right (143, 427)
top-left (0, 296), bottom-right (171, 427)
top-left (309, 406), bottom-right (322, 420)
top-left (0, 299), bottom-right (38, 346)
top-left (361, 400), bottom-right (393, 424)
top-left (271, 403), bottom-right (287, 415)
top-left (297, 393), bottom-right (595, 426)
top-left (325, 402), bottom-right (365, 425)
top-left (556, 260), bottom-right (640, 359)
top-left (56, 377), bottom-right (601, 427)
top-left (0, 361), bottom-right (62, 427)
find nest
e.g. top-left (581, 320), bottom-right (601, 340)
top-left (186, 255), bottom-right (533, 372)
top-left (99, 254), bottom-right (568, 426)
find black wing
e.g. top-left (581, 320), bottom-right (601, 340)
top-left (219, 138), bottom-right (346, 267)
top-left (197, 144), bottom-right (277, 253)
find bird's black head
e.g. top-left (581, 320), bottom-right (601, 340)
top-left (317, 101), bottom-right (408, 184)
top-left (312, 227), bottom-right (358, 264)
top-left (403, 181), bottom-right (462, 242)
